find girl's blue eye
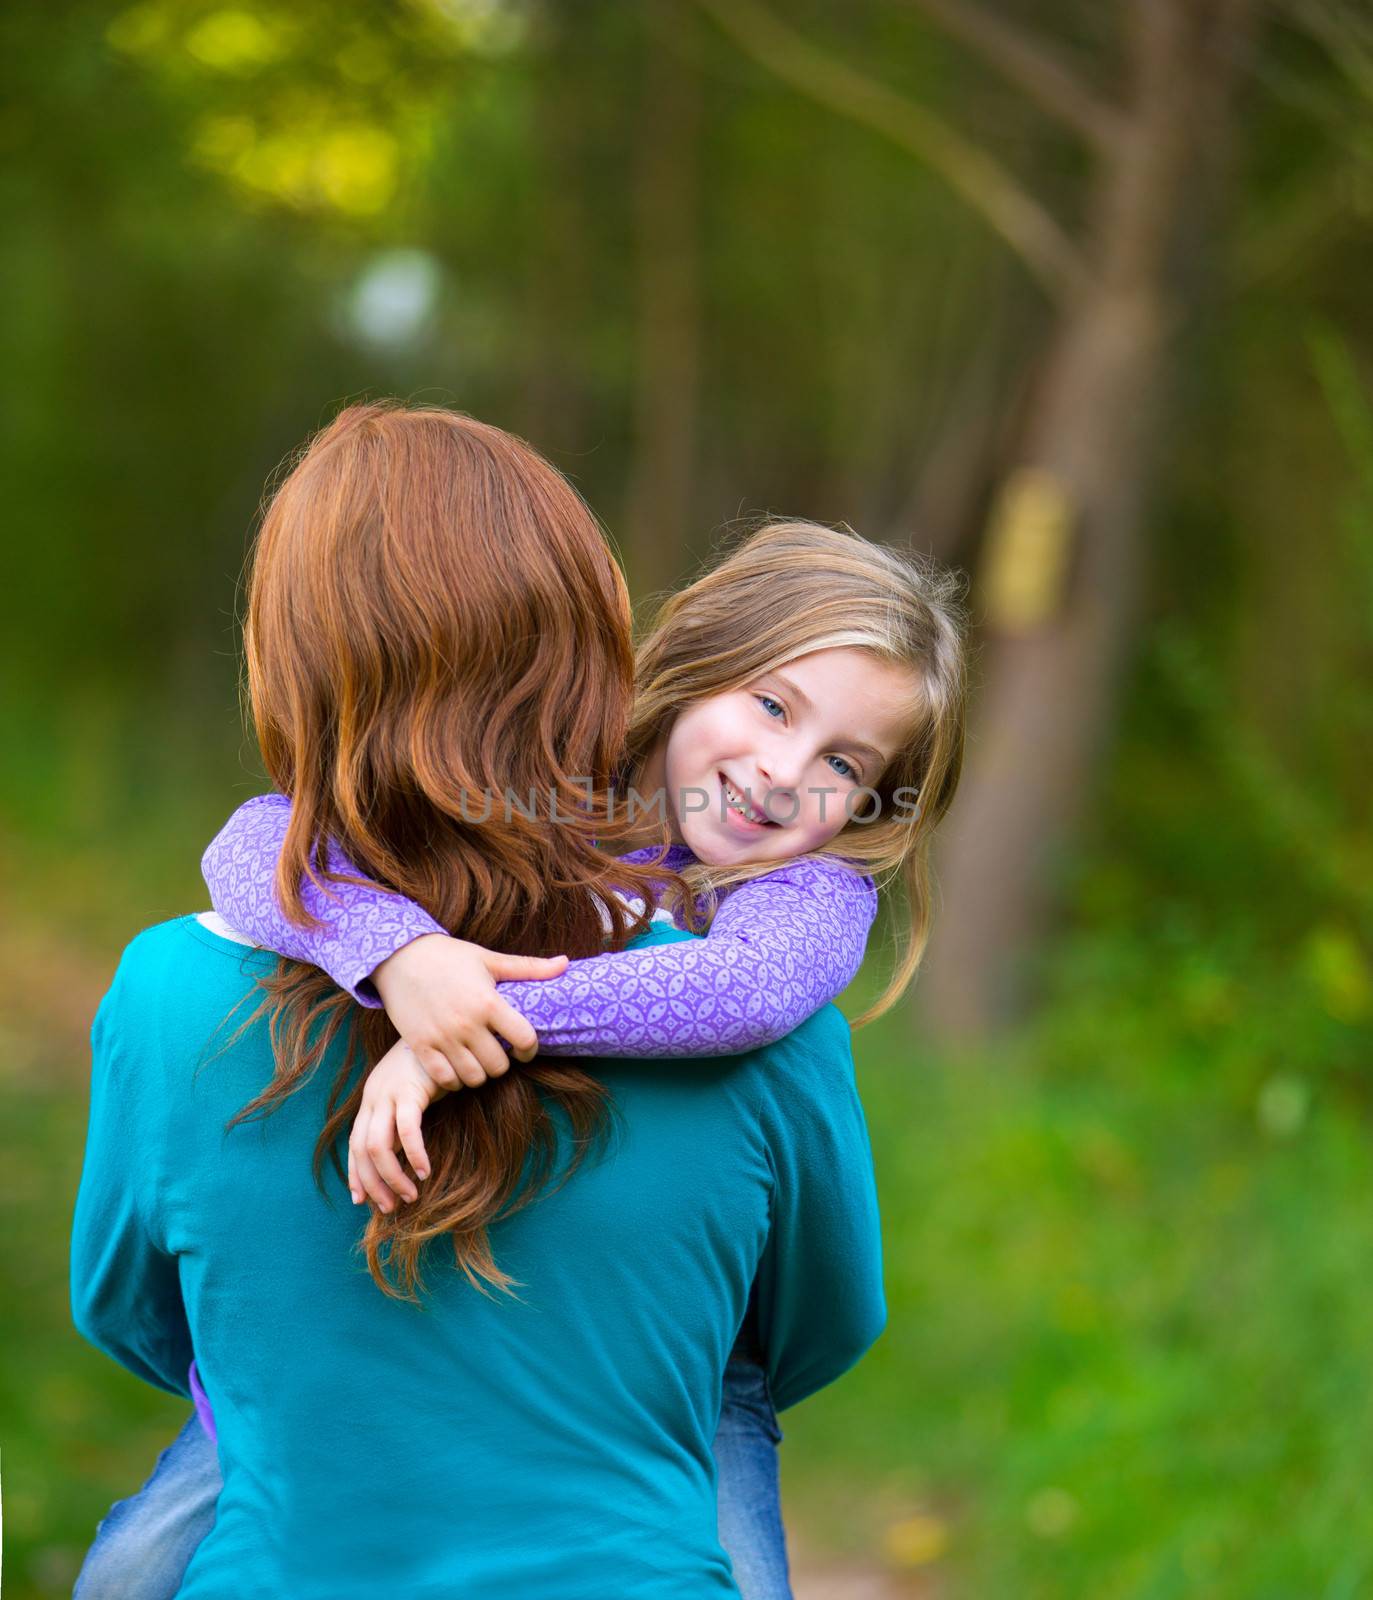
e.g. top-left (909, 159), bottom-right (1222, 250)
top-left (828, 754), bottom-right (858, 780)
top-left (757, 695), bottom-right (785, 719)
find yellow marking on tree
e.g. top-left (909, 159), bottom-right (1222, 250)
top-left (980, 466), bottom-right (1075, 630)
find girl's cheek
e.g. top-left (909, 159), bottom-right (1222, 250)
top-left (801, 796), bottom-right (843, 844)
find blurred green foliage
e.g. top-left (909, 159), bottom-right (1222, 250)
top-left (3, 0), bottom-right (1373, 1596)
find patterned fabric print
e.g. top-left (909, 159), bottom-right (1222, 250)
top-left (496, 853), bottom-right (876, 1056)
top-left (201, 794), bottom-right (445, 1007)
top-left (202, 794), bottom-right (879, 1055)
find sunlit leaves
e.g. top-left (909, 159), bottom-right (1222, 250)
top-left (190, 106), bottom-right (403, 214)
top-left (104, 0), bottom-right (478, 219)
top-left (182, 7), bottom-right (294, 71)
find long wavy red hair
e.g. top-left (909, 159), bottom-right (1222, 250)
top-left (235, 402), bottom-right (678, 1297)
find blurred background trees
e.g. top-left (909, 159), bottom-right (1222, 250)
top-left (2, 2), bottom-right (1372, 1595)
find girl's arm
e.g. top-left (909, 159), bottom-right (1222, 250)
top-left (494, 857), bottom-right (878, 1056)
top-left (202, 794), bottom-right (447, 1006)
top-left (204, 794), bottom-right (878, 1059)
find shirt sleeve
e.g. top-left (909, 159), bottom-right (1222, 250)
top-left (752, 1038), bottom-right (886, 1412)
top-left (70, 970), bottom-right (194, 1399)
top-left (496, 856), bottom-right (878, 1057)
top-left (201, 794), bottom-right (447, 1007)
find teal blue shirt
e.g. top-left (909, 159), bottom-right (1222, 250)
top-left (72, 916), bottom-right (885, 1599)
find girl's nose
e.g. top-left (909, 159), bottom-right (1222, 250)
top-left (757, 758), bottom-right (803, 797)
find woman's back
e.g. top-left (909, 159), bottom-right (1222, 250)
top-left (72, 916), bottom-right (884, 1600)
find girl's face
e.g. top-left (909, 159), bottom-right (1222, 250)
top-left (649, 647), bottom-right (918, 868)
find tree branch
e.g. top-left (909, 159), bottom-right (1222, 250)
top-left (691, 0), bottom-right (1091, 303)
top-left (902, 0), bottom-right (1128, 154)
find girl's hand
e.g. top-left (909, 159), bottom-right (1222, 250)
top-left (349, 1040), bottom-right (444, 1211)
top-left (371, 933), bottom-right (569, 1091)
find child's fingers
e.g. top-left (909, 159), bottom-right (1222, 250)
top-left (414, 1044), bottom-right (460, 1091)
top-left (482, 951), bottom-right (570, 983)
top-left (466, 1029), bottom-right (511, 1082)
top-left (347, 1108), bottom-right (373, 1206)
top-left (353, 1104), bottom-right (404, 1212)
top-left (450, 1043), bottom-right (493, 1090)
top-left (489, 998), bottom-right (538, 1061)
top-left (351, 1138), bottom-right (396, 1214)
top-left (395, 1098), bottom-right (430, 1182)
top-left (365, 1103), bottom-right (418, 1205)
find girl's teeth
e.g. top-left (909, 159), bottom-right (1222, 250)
top-left (724, 779), bottom-right (767, 825)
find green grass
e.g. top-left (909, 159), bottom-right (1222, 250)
top-left (782, 1009), bottom-right (1373, 1598)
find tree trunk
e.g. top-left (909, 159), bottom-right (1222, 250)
top-left (920, 0), bottom-right (1258, 1039)
top-left (623, 0), bottom-right (702, 602)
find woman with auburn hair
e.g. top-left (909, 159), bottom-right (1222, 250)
top-left (232, 401), bottom-right (675, 1295)
top-left (71, 403), bottom-right (885, 1599)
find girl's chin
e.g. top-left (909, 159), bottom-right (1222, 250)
top-left (679, 823), bottom-right (746, 866)
top-left (686, 826), bottom-right (778, 867)
top-left (682, 837), bottom-right (733, 867)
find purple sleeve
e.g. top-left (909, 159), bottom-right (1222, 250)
top-left (189, 1360), bottom-right (217, 1444)
top-left (201, 795), bottom-right (447, 1007)
top-left (203, 797), bottom-right (877, 1054)
top-left (496, 856), bottom-right (878, 1057)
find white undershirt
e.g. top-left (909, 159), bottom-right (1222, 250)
top-left (196, 910), bottom-right (257, 946)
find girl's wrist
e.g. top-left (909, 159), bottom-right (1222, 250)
top-left (372, 932), bottom-right (451, 1011)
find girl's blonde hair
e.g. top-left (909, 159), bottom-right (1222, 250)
top-left (623, 520), bottom-right (968, 1025)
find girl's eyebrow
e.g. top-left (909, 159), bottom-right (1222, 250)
top-left (842, 738), bottom-right (885, 769)
top-left (769, 671), bottom-right (812, 711)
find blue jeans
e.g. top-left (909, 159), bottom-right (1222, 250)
top-left (716, 1353), bottom-right (792, 1599)
top-left (72, 1415), bottom-right (221, 1600)
top-left (73, 1358), bottom-right (790, 1600)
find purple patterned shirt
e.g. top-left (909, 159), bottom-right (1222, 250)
top-left (201, 794), bottom-right (877, 1056)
